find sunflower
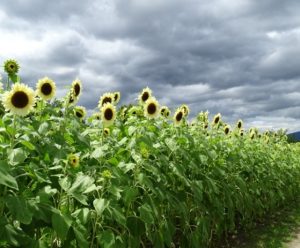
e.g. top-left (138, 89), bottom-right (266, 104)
top-left (113, 92), bottom-right (121, 104)
top-left (138, 87), bottom-right (152, 105)
top-left (92, 112), bottom-right (101, 120)
top-left (36, 77), bottom-right (56, 101)
top-left (98, 93), bottom-right (115, 108)
top-left (212, 113), bottom-right (221, 125)
top-left (4, 59), bottom-right (19, 75)
top-left (180, 104), bottom-right (190, 116)
top-left (101, 102), bottom-right (116, 127)
top-left (224, 125), bottom-right (230, 135)
top-left (174, 108), bottom-right (185, 126)
top-left (74, 106), bottom-right (86, 120)
top-left (68, 154), bottom-right (80, 168)
top-left (128, 106), bottom-right (142, 117)
top-left (203, 122), bottom-right (209, 129)
top-left (144, 97), bottom-right (159, 118)
top-left (236, 119), bottom-right (243, 129)
top-left (160, 106), bottom-right (170, 118)
top-left (240, 129), bottom-right (244, 137)
top-left (103, 127), bottom-right (110, 136)
top-left (71, 79), bottom-right (82, 99)
top-left (2, 83), bottom-right (36, 116)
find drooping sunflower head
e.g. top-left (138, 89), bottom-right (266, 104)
top-left (144, 97), bottom-right (159, 119)
top-left (212, 113), bottom-right (221, 126)
top-left (74, 106), bottom-right (86, 120)
top-left (71, 79), bottom-right (82, 98)
top-left (139, 87), bottom-right (152, 105)
top-left (36, 77), bottom-right (56, 101)
top-left (68, 154), bottom-right (80, 168)
top-left (4, 59), bottom-right (20, 75)
top-left (113, 92), bottom-right (121, 104)
top-left (103, 127), bottom-right (110, 136)
top-left (180, 104), bottom-right (190, 116)
top-left (174, 108), bottom-right (185, 126)
top-left (101, 102), bottom-right (117, 127)
top-left (98, 93), bottom-right (115, 108)
top-left (236, 119), bottom-right (243, 129)
top-left (224, 125), bottom-right (230, 135)
top-left (2, 83), bottom-right (36, 116)
top-left (160, 106), bottom-right (171, 118)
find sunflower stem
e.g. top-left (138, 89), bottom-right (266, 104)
top-left (11, 114), bottom-right (16, 148)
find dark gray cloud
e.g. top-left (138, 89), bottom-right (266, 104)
top-left (0, 0), bottom-right (300, 131)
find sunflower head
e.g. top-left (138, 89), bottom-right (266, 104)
top-left (180, 104), bottom-right (190, 116)
top-left (74, 106), bottom-right (86, 120)
top-left (240, 129), bottom-right (244, 137)
top-left (103, 127), bottom-right (110, 136)
top-left (160, 106), bottom-right (170, 118)
top-left (92, 112), bottom-right (101, 120)
top-left (68, 154), bottom-right (80, 168)
top-left (4, 59), bottom-right (20, 75)
top-left (2, 83), bottom-right (36, 116)
top-left (224, 125), bottom-right (230, 135)
top-left (36, 77), bottom-right (56, 101)
top-left (98, 93), bottom-right (115, 108)
top-left (212, 113), bottom-right (221, 126)
top-left (236, 119), bottom-right (243, 129)
top-left (174, 108), bottom-right (185, 126)
top-left (250, 131), bottom-right (256, 139)
top-left (203, 122), bottom-right (209, 129)
top-left (144, 97), bottom-right (159, 119)
top-left (72, 79), bottom-right (82, 98)
top-left (139, 87), bottom-right (152, 105)
top-left (128, 106), bottom-right (142, 117)
top-left (101, 102), bottom-right (117, 127)
top-left (113, 92), bottom-right (121, 104)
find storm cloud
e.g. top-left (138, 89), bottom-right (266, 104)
top-left (0, 0), bottom-right (300, 131)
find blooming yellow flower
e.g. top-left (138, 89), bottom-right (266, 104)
top-left (144, 97), bottom-right (159, 118)
top-left (101, 102), bottom-right (116, 126)
top-left (103, 127), bottom-right (110, 136)
top-left (98, 93), bottom-right (115, 108)
top-left (212, 113), bottom-right (221, 125)
top-left (113, 92), bottom-right (121, 104)
top-left (224, 125), bottom-right (230, 135)
top-left (236, 119), bottom-right (243, 129)
top-left (74, 106), bottom-right (86, 120)
top-left (174, 108), bottom-right (185, 126)
top-left (72, 79), bottom-right (82, 99)
top-left (180, 104), bottom-right (190, 116)
top-left (92, 112), bottom-right (101, 120)
top-left (36, 77), bottom-right (56, 101)
top-left (138, 87), bottom-right (152, 105)
top-left (2, 83), bottom-right (35, 116)
top-left (160, 106), bottom-right (170, 118)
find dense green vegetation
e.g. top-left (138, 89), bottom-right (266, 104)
top-left (0, 60), bottom-right (300, 247)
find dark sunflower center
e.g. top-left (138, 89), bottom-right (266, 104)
top-left (73, 159), bottom-right (76, 163)
top-left (147, 103), bottom-right (156, 115)
top-left (142, 92), bottom-right (149, 102)
top-left (214, 117), bottom-right (219, 124)
top-left (10, 65), bottom-right (14, 69)
top-left (76, 111), bottom-right (83, 118)
top-left (104, 108), bottom-right (113, 120)
top-left (161, 109), bottom-right (165, 114)
top-left (104, 130), bottom-right (109, 134)
top-left (240, 132), bottom-right (244, 136)
top-left (96, 116), bottom-right (100, 120)
top-left (69, 96), bottom-right (74, 103)
top-left (238, 122), bottom-right (242, 128)
top-left (204, 124), bottom-right (208, 129)
top-left (74, 84), bottom-right (80, 96)
top-left (114, 94), bottom-right (118, 101)
top-left (225, 128), bottom-right (229, 134)
top-left (176, 112), bottom-right (183, 122)
top-left (41, 83), bottom-right (52, 95)
top-left (166, 111), bottom-right (169, 117)
top-left (102, 97), bottom-right (112, 105)
top-left (11, 91), bottom-right (29, 108)
top-left (132, 111), bottom-right (136, 115)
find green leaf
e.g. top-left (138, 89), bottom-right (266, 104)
top-left (20, 140), bottom-right (35, 151)
top-left (93, 198), bottom-right (109, 216)
top-left (98, 230), bottom-right (115, 248)
top-left (126, 216), bottom-right (145, 237)
top-left (6, 196), bottom-right (33, 224)
top-left (38, 122), bottom-right (49, 135)
top-left (51, 212), bottom-right (72, 241)
top-left (139, 204), bottom-right (155, 224)
top-left (0, 161), bottom-right (18, 190)
top-left (8, 148), bottom-right (27, 165)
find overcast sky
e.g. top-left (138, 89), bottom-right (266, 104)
top-left (1, 0), bottom-right (300, 132)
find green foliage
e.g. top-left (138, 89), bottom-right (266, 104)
top-left (0, 79), bottom-right (299, 247)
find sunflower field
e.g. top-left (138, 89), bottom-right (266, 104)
top-left (0, 60), bottom-right (300, 248)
